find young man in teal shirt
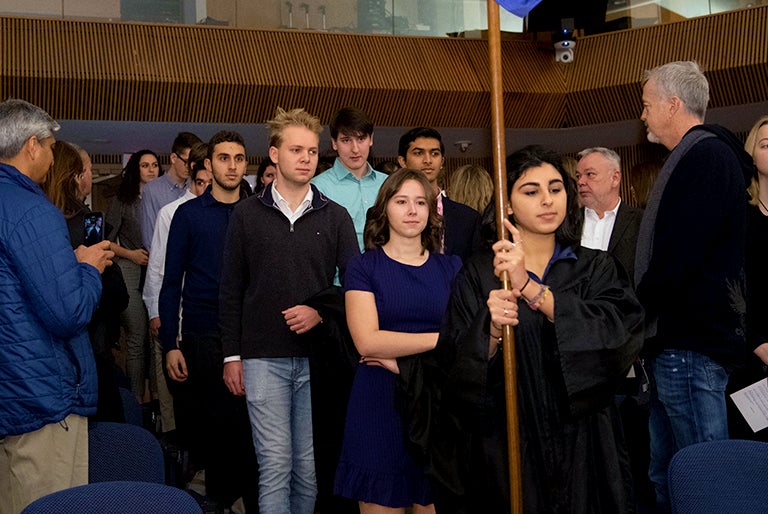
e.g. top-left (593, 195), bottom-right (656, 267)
top-left (312, 106), bottom-right (387, 251)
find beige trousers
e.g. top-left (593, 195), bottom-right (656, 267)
top-left (0, 413), bottom-right (88, 514)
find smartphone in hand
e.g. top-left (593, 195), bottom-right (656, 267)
top-left (83, 211), bottom-right (104, 246)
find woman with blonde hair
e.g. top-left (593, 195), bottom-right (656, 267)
top-left (729, 115), bottom-right (768, 440)
top-left (444, 164), bottom-right (494, 213)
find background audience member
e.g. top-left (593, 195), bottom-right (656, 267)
top-left (312, 106), bottom-right (387, 252)
top-left (335, 168), bottom-right (461, 514)
top-left (628, 159), bottom-right (663, 208)
top-left (142, 142), bottom-right (212, 475)
top-left (397, 127), bottom-right (481, 262)
top-left (728, 114), bottom-right (768, 442)
top-left (0, 98), bottom-right (113, 513)
top-left (404, 145), bottom-right (642, 513)
top-left (636, 61), bottom-right (752, 510)
top-left (106, 149), bottom-right (156, 402)
top-left (378, 160), bottom-right (400, 175)
top-left (160, 131), bottom-right (258, 512)
top-left (140, 131), bottom-right (201, 250)
top-left (253, 157), bottom-right (277, 195)
top-left (576, 147), bottom-right (642, 280)
top-left (444, 163), bottom-right (493, 213)
top-left (43, 141), bottom-right (129, 423)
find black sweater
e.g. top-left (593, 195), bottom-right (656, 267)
top-left (637, 125), bottom-right (752, 368)
top-left (219, 183), bottom-right (359, 359)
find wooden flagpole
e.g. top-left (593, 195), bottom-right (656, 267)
top-left (486, 2), bottom-right (523, 513)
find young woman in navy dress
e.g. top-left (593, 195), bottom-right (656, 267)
top-left (334, 168), bottom-right (462, 514)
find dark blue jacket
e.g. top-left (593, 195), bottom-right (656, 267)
top-left (0, 162), bottom-right (101, 436)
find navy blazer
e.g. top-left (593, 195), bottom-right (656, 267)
top-left (443, 196), bottom-right (481, 263)
top-left (606, 202), bottom-right (643, 283)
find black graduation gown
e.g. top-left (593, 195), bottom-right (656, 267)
top-left (400, 246), bottom-right (644, 514)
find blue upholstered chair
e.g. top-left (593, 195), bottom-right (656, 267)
top-left (20, 481), bottom-right (202, 514)
top-left (88, 421), bottom-right (165, 484)
top-left (668, 439), bottom-right (768, 514)
top-left (117, 386), bottom-right (144, 427)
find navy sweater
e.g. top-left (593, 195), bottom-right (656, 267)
top-left (158, 187), bottom-right (238, 353)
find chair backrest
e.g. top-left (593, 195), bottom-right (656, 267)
top-left (117, 386), bottom-right (143, 427)
top-left (20, 481), bottom-right (202, 514)
top-left (89, 421), bottom-right (164, 484)
top-left (668, 439), bottom-right (768, 514)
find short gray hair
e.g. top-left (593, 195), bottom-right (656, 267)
top-left (643, 61), bottom-right (709, 121)
top-left (0, 99), bottom-right (60, 160)
top-left (577, 147), bottom-right (621, 170)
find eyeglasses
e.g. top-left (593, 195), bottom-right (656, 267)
top-left (174, 153), bottom-right (188, 165)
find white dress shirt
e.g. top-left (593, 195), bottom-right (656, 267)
top-left (581, 199), bottom-right (621, 251)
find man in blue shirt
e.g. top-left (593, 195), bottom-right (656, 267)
top-left (312, 107), bottom-right (387, 251)
top-left (140, 131), bottom-right (202, 250)
top-left (159, 131), bottom-right (258, 512)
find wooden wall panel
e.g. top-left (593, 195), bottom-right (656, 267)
top-left (1, 5), bottom-right (766, 132)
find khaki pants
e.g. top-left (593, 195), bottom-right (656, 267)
top-left (0, 413), bottom-right (88, 514)
top-left (151, 333), bottom-right (176, 432)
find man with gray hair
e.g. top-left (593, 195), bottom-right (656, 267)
top-left (635, 61), bottom-right (754, 510)
top-left (0, 99), bottom-right (114, 513)
top-left (576, 146), bottom-right (642, 280)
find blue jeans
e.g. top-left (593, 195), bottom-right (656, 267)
top-left (243, 358), bottom-right (316, 514)
top-left (648, 349), bottom-right (730, 510)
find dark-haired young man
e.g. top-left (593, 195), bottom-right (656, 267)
top-left (398, 127), bottom-right (480, 261)
top-left (312, 106), bottom-right (387, 251)
top-left (141, 131), bottom-right (203, 250)
top-left (159, 131), bottom-right (258, 512)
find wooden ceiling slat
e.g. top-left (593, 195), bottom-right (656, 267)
top-left (1, 5), bottom-right (766, 129)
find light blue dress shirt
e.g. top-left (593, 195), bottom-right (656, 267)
top-left (311, 159), bottom-right (387, 251)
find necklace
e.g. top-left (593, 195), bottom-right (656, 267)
top-left (760, 197), bottom-right (768, 214)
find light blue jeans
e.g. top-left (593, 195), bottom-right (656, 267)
top-left (648, 349), bottom-right (730, 511)
top-left (243, 357), bottom-right (316, 514)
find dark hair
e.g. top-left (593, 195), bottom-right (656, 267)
top-left (187, 142), bottom-right (209, 181)
top-left (363, 168), bottom-right (442, 253)
top-left (481, 145), bottom-right (582, 247)
top-left (118, 149), bottom-right (160, 203)
top-left (42, 141), bottom-right (84, 218)
top-left (207, 131), bottom-right (245, 161)
top-left (172, 131), bottom-right (203, 157)
top-left (330, 107), bottom-right (373, 140)
top-left (397, 127), bottom-right (445, 159)
top-left (254, 157), bottom-right (276, 194)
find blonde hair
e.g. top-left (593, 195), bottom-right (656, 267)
top-left (267, 107), bottom-right (322, 148)
top-left (745, 114), bottom-right (768, 205)
top-left (445, 164), bottom-right (494, 213)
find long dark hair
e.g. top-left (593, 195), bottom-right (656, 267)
top-left (363, 168), bottom-right (442, 253)
top-left (118, 149), bottom-right (160, 203)
top-left (481, 145), bottom-right (583, 247)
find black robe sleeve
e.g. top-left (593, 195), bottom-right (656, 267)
top-left (400, 247), bottom-right (644, 514)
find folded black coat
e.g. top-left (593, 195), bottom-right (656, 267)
top-left (304, 285), bottom-right (359, 514)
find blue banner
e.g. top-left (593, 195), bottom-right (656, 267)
top-left (495, 0), bottom-right (544, 18)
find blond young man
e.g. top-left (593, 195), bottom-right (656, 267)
top-left (219, 108), bottom-right (358, 514)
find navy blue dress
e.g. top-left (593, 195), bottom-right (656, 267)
top-left (334, 248), bottom-right (461, 507)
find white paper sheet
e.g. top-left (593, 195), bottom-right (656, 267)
top-left (730, 378), bottom-right (768, 433)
